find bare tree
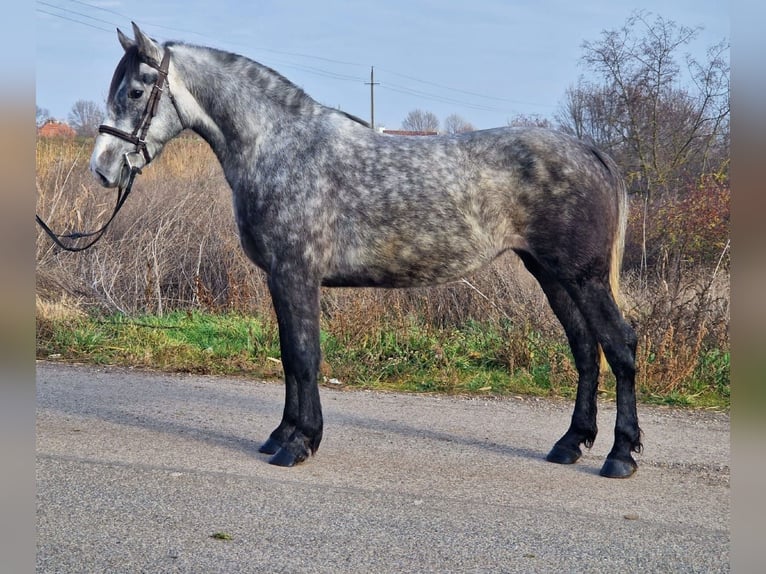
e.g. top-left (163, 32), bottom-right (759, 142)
top-left (557, 82), bottom-right (625, 148)
top-left (443, 113), bottom-right (475, 134)
top-left (68, 100), bottom-right (106, 137)
top-left (401, 109), bottom-right (440, 132)
top-left (36, 105), bottom-right (51, 128)
top-left (556, 11), bottom-right (729, 279)
top-left (508, 114), bottom-right (553, 128)
top-left (556, 11), bottom-right (729, 199)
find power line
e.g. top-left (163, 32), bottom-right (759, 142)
top-left (377, 66), bottom-right (552, 109)
top-left (66, 0), bottom-right (126, 19)
top-left (255, 58), bottom-right (365, 83)
top-left (39, 0), bottom-right (117, 29)
top-left (47, 0), bottom-right (371, 75)
top-left (38, 3), bottom-right (549, 117)
top-left (36, 7), bottom-right (112, 33)
top-left (379, 83), bottom-right (511, 114)
top-left (64, 0), bottom-right (368, 69)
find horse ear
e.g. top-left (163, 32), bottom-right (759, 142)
top-left (117, 28), bottom-right (134, 52)
top-left (131, 22), bottom-right (163, 66)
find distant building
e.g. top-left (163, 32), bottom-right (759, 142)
top-left (38, 120), bottom-right (77, 139)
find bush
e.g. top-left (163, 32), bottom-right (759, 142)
top-left (625, 177), bottom-right (730, 274)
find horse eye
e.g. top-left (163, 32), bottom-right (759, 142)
top-left (129, 89), bottom-right (144, 99)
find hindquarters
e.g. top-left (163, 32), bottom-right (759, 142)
top-left (504, 130), bottom-right (640, 476)
top-left (507, 130), bottom-right (632, 371)
top-left (503, 133), bottom-right (624, 291)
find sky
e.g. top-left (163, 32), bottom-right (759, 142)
top-left (35, 0), bottom-right (729, 131)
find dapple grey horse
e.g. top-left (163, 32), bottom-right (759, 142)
top-left (90, 23), bottom-right (641, 478)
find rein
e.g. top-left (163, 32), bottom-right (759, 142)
top-left (35, 50), bottom-right (172, 252)
top-left (35, 166), bottom-right (140, 252)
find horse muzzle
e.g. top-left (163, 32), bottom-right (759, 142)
top-left (90, 142), bottom-right (144, 189)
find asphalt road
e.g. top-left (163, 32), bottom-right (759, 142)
top-left (36, 362), bottom-right (730, 573)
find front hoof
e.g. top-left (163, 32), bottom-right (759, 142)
top-left (546, 443), bottom-right (582, 465)
top-left (600, 457), bottom-right (637, 478)
top-left (268, 446), bottom-right (308, 467)
top-left (258, 436), bottom-right (283, 455)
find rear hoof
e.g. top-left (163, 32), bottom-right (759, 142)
top-left (258, 436), bottom-right (283, 455)
top-left (600, 457), bottom-right (637, 478)
top-left (546, 443), bottom-right (582, 465)
top-left (268, 446), bottom-right (308, 467)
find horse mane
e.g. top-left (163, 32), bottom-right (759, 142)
top-left (112, 40), bottom-right (369, 128)
top-left (165, 41), bottom-right (369, 127)
top-left (337, 110), bottom-right (370, 128)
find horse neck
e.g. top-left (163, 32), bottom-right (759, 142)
top-left (170, 44), bottom-right (321, 164)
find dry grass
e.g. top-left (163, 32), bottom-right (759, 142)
top-left (36, 136), bottom-right (729, 404)
top-left (36, 294), bottom-right (85, 322)
top-left (622, 267), bottom-right (729, 400)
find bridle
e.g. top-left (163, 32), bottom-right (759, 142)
top-left (36, 49), bottom-right (173, 252)
top-left (97, 49), bottom-right (172, 166)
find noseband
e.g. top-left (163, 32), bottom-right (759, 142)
top-left (36, 50), bottom-right (173, 252)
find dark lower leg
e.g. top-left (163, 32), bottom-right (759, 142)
top-left (566, 279), bottom-right (641, 477)
top-left (258, 375), bottom-right (299, 454)
top-left (268, 364), bottom-right (323, 467)
top-left (546, 332), bottom-right (601, 464)
top-left (262, 272), bottom-right (324, 467)
top-left (516, 250), bottom-right (600, 465)
top-left (601, 323), bottom-right (642, 477)
top-left (546, 352), bottom-right (599, 463)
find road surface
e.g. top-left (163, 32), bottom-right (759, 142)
top-left (36, 362), bottom-right (730, 573)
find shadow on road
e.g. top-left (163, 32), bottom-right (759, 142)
top-left (45, 386), bottom-right (551, 467)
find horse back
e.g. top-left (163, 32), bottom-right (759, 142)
top-left (317, 125), bottom-right (623, 287)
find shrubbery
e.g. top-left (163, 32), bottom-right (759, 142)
top-left (624, 176), bottom-right (730, 273)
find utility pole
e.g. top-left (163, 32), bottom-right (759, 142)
top-left (364, 66), bottom-right (379, 130)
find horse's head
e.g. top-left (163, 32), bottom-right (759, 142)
top-left (90, 23), bottom-right (183, 188)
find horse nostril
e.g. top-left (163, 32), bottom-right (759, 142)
top-left (94, 168), bottom-right (111, 187)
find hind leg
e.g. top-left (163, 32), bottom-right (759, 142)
top-left (517, 251), bottom-right (600, 465)
top-left (564, 277), bottom-right (641, 478)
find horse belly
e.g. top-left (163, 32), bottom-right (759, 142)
top-left (322, 228), bottom-right (504, 288)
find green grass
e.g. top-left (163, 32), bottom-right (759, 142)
top-left (210, 532), bottom-right (233, 541)
top-left (641, 348), bottom-right (730, 409)
top-left (36, 310), bottom-right (730, 408)
top-left (37, 310), bottom-right (281, 377)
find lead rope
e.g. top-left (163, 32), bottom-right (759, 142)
top-left (35, 163), bottom-right (141, 252)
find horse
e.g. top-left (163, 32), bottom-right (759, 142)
top-left (90, 23), bottom-right (641, 478)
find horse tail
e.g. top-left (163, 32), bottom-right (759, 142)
top-left (610, 172), bottom-right (628, 312)
top-left (592, 146), bottom-right (628, 371)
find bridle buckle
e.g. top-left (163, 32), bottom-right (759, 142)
top-left (123, 150), bottom-right (144, 174)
